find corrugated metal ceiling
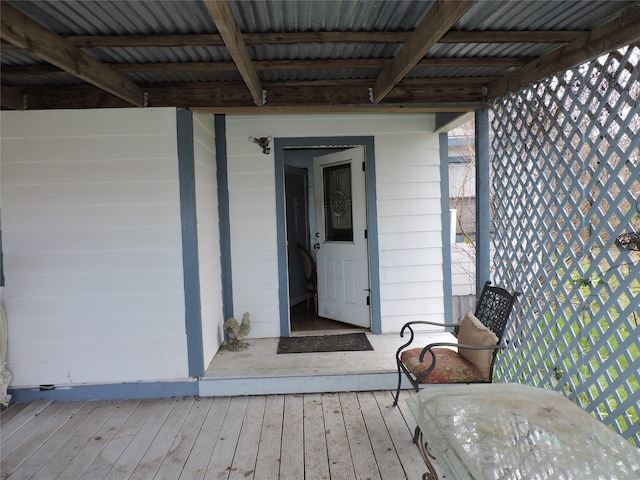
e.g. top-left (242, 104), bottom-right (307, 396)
top-left (1, 0), bottom-right (638, 110)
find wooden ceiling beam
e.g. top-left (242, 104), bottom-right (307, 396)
top-left (0, 2), bottom-right (145, 107)
top-left (417, 57), bottom-right (531, 68)
top-left (487, 5), bottom-right (640, 99)
top-left (1, 86), bottom-right (25, 109)
top-left (204, 0), bottom-right (263, 106)
top-left (22, 30), bottom-right (586, 49)
top-left (20, 79), bottom-right (488, 110)
top-left (194, 105), bottom-right (482, 114)
top-left (372, 0), bottom-right (475, 103)
top-left (66, 34), bottom-right (225, 48)
top-left (1, 57), bottom-right (529, 76)
top-left (441, 30), bottom-right (587, 44)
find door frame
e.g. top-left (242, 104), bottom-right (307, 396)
top-left (275, 136), bottom-right (381, 336)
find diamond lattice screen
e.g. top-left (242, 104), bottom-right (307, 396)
top-left (490, 46), bottom-right (640, 445)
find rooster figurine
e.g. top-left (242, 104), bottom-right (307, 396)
top-left (222, 312), bottom-right (251, 351)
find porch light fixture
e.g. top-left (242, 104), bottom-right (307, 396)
top-left (249, 135), bottom-right (273, 154)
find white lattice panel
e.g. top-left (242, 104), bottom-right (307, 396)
top-left (490, 46), bottom-right (640, 446)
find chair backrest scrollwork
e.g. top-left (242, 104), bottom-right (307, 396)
top-left (474, 281), bottom-right (520, 342)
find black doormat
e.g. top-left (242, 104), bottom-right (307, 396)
top-left (277, 333), bottom-right (374, 354)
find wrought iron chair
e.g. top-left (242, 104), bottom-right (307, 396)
top-left (393, 281), bottom-right (520, 406)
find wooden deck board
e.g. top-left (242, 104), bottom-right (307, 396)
top-left (30, 400), bottom-right (123, 480)
top-left (80, 399), bottom-right (155, 480)
top-left (1, 390), bottom-right (426, 480)
top-left (357, 391), bottom-right (407, 480)
top-left (303, 394), bottom-right (331, 480)
top-left (1, 401), bottom-right (86, 471)
top-left (228, 395), bottom-right (265, 480)
top-left (103, 398), bottom-right (178, 480)
top-left (339, 392), bottom-right (381, 480)
top-left (57, 400), bottom-right (142, 480)
top-left (178, 396), bottom-right (228, 480)
top-left (129, 397), bottom-right (195, 480)
top-left (154, 397), bottom-right (212, 480)
top-left (204, 396), bottom-right (249, 480)
top-left (253, 395), bottom-right (284, 479)
top-left (278, 394), bottom-right (304, 479)
top-left (321, 393), bottom-right (356, 480)
top-left (372, 391), bottom-right (428, 479)
top-left (1, 399), bottom-right (53, 437)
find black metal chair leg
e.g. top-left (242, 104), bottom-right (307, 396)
top-left (393, 360), bottom-right (403, 406)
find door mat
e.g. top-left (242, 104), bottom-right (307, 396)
top-left (277, 333), bottom-right (374, 354)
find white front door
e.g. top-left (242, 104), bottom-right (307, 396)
top-left (313, 147), bottom-right (370, 328)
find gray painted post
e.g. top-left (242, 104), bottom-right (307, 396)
top-left (214, 115), bottom-right (234, 323)
top-left (177, 109), bottom-right (204, 377)
top-left (439, 133), bottom-right (454, 326)
top-left (475, 109), bottom-right (490, 296)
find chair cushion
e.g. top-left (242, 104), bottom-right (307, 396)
top-left (457, 311), bottom-right (499, 381)
top-left (401, 347), bottom-right (485, 383)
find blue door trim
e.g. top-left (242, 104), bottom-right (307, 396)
top-left (274, 136), bottom-right (381, 336)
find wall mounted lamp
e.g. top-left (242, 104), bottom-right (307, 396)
top-left (249, 135), bottom-right (273, 154)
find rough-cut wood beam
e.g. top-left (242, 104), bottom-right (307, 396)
top-left (1, 86), bottom-right (25, 109)
top-left (62, 32), bottom-right (409, 47)
top-left (441, 30), bottom-right (587, 44)
top-left (24, 30), bottom-right (586, 49)
top-left (194, 104), bottom-right (482, 113)
top-left (0, 3), bottom-right (145, 107)
top-left (21, 78), bottom-right (489, 110)
top-left (487, 6), bottom-right (640, 99)
top-left (372, 0), bottom-right (475, 103)
top-left (67, 34), bottom-right (226, 48)
top-left (204, 0), bottom-right (263, 106)
top-left (417, 57), bottom-right (531, 68)
top-left (112, 56), bottom-right (527, 72)
top-left (1, 57), bottom-right (529, 76)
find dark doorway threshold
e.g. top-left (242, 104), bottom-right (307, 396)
top-left (289, 302), bottom-right (368, 335)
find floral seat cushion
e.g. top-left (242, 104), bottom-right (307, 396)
top-left (400, 347), bottom-right (485, 383)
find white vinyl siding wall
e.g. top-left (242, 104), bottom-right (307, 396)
top-left (225, 114), bottom-right (443, 336)
top-left (0, 108), bottom-right (189, 387)
top-left (376, 129), bottom-right (444, 332)
top-left (192, 112), bottom-right (224, 365)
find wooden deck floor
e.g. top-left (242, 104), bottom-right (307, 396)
top-left (1, 390), bottom-right (427, 480)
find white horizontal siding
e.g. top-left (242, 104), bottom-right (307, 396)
top-left (226, 114), bottom-right (443, 336)
top-left (192, 112), bottom-right (224, 367)
top-left (0, 108), bottom-right (189, 387)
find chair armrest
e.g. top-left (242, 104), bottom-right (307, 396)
top-left (400, 320), bottom-right (459, 337)
top-left (418, 341), bottom-right (506, 362)
top-left (395, 321), bottom-right (460, 359)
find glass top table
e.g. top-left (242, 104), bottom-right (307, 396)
top-left (406, 383), bottom-right (640, 480)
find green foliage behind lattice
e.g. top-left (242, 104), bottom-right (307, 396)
top-left (490, 46), bottom-right (640, 446)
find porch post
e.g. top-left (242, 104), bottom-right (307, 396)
top-left (214, 115), bottom-right (234, 322)
top-left (177, 109), bottom-right (204, 377)
top-left (439, 133), bottom-right (454, 326)
top-left (475, 109), bottom-right (490, 296)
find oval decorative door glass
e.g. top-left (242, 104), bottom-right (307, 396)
top-left (322, 163), bottom-right (353, 241)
